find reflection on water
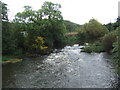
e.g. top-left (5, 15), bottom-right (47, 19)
top-left (3, 44), bottom-right (119, 88)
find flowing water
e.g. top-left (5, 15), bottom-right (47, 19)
top-left (3, 44), bottom-right (119, 88)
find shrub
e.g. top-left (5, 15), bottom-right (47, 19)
top-left (81, 44), bottom-right (104, 53)
top-left (77, 31), bottom-right (86, 45)
top-left (79, 19), bottom-right (109, 42)
top-left (102, 30), bottom-right (117, 53)
top-left (65, 36), bottom-right (78, 45)
top-left (32, 37), bottom-right (48, 54)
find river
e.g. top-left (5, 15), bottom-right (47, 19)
top-left (3, 44), bottom-right (119, 88)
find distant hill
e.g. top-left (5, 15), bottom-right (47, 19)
top-left (64, 20), bottom-right (82, 33)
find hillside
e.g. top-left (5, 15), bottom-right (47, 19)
top-left (64, 20), bottom-right (82, 33)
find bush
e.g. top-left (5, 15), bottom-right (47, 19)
top-left (81, 44), bottom-right (104, 53)
top-left (79, 19), bottom-right (109, 42)
top-left (77, 31), bottom-right (86, 45)
top-left (102, 30), bottom-right (117, 53)
top-left (65, 36), bottom-right (78, 45)
top-left (32, 37), bottom-right (48, 54)
top-left (109, 27), bottom-right (120, 75)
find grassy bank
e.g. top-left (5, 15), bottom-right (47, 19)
top-left (81, 44), bottom-right (105, 53)
top-left (2, 56), bottom-right (22, 64)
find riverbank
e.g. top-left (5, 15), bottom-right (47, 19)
top-left (81, 44), bottom-right (105, 53)
top-left (2, 49), bottom-right (52, 64)
top-left (2, 56), bottom-right (23, 64)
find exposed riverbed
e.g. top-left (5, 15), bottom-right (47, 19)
top-left (3, 44), bottom-right (119, 88)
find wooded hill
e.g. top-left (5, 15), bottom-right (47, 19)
top-left (64, 20), bottom-right (82, 33)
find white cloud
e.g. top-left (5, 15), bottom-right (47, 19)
top-left (2, 0), bottom-right (120, 24)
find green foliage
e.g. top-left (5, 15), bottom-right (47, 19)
top-left (112, 27), bottom-right (120, 67)
top-left (33, 37), bottom-right (48, 51)
top-left (14, 6), bottom-right (35, 23)
top-left (65, 36), bottom-right (78, 45)
top-left (102, 30), bottom-right (118, 53)
top-left (105, 23), bottom-right (115, 31)
top-left (0, 1), bottom-right (8, 20)
top-left (64, 20), bottom-right (81, 32)
top-left (81, 44), bottom-right (104, 53)
top-left (104, 19), bottom-right (120, 74)
top-left (2, 56), bottom-right (14, 61)
top-left (2, 22), bottom-right (16, 55)
top-left (50, 19), bottom-right (66, 48)
top-left (79, 19), bottom-right (109, 42)
top-left (77, 31), bottom-right (86, 45)
top-left (77, 19), bottom-right (109, 45)
top-left (111, 39), bottom-right (120, 74)
top-left (42, 1), bottom-right (63, 20)
top-left (112, 41), bottom-right (118, 58)
top-left (11, 1), bottom-right (66, 55)
top-left (1, 2), bottom-right (17, 55)
top-left (105, 17), bottom-right (120, 31)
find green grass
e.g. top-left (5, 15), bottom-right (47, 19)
top-left (2, 56), bottom-right (22, 64)
top-left (2, 56), bottom-right (14, 61)
top-left (81, 44), bottom-right (104, 53)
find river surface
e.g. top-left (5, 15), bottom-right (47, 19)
top-left (3, 44), bottom-right (119, 88)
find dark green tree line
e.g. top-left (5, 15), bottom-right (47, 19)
top-left (2, 1), bottom-right (66, 55)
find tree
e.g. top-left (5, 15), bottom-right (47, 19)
top-left (13, 1), bottom-right (66, 53)
top-left (64, 20), bottom-right (81, 32)
top-left (50, 19), bottom-right (66, 48)
top-left (41, 1), bottom-right (63, 20)
top-left (105, 22), bottom-right (114, 31)
top-left (77, 31), bottom-right (86, 45)
top-left (102, 30), bottom-right (118, 53)
top-left (1, 2), bottom-right (16, 55)
top-left (41, 1), bottom-right (66, 48)
top-left (2, 22), bottom-right (16, 55)
top-left (79, 19), bottom-right (109, 42)
top-left (0, 1), bottom-right (8, 21)
top-left (32, 37), bottom-right (48, 54)
top-left (14, 5), bottom-right (36, 23)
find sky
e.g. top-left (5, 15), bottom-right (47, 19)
top-left (2, 0), bottom-right (120, 24)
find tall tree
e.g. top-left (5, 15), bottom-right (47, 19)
top-left (13, 1), bottom-right (66, 51)
top-left (0, 1), bottom-right (8, 21)
top-left (14, 6), bottom-right (35, 23)
top-left (41, 1), bottom-right (63, 20)
top-left (1, 2), bottom-right (13, 55)
top-left (41, 1), bottom-right (66, 48)
top-left (79, 19), bottom-right (109, 42)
